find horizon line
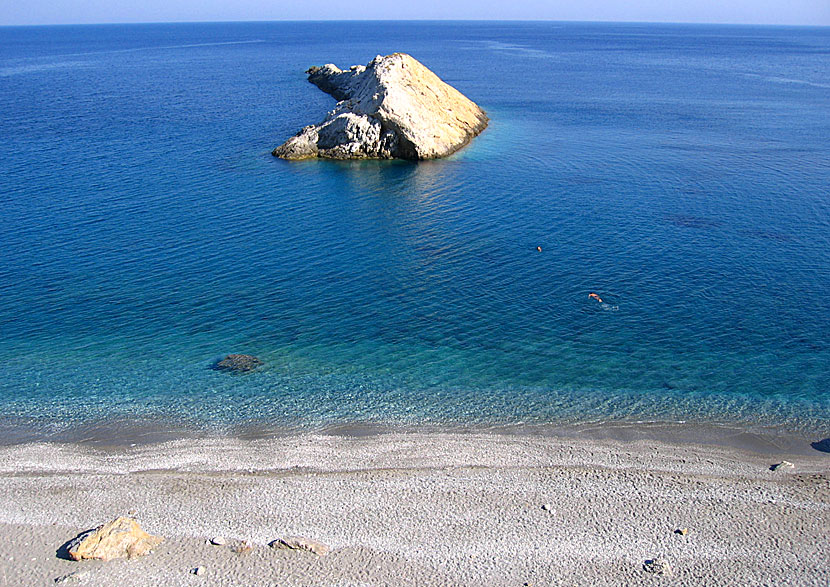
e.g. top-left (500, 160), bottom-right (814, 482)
top-left (1, 18), bottom-right (829, 29)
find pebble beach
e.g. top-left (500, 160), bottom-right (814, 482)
top-left (1, 430), bottom-right (828, 586)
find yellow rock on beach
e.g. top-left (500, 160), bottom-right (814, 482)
top-left (67, 517), bottom-right (164, 562)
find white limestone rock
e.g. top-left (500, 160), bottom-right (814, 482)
top-left (274, 53), bottom-right (488, 161)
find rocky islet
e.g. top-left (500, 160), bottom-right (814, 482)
top-left (273, 53), bottom-right (488, 161)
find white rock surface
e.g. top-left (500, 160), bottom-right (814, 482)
top-left (273, 53), bottom-right (488, 160)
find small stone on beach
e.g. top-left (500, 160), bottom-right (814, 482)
top-left (232, 541), bottom-right (253, 554)
top-left (674, 528), bottom-right (688, 535)
top-left (770, 461), bottom-right (794, 471)
top-left (55, 572), bottom-right (88, 584)
top-left (269, 536), bottom-right (330, 556)
top-left (210, 537), bottom-right (227, 546)
top-left (643, 558), bottom-right (672, 576)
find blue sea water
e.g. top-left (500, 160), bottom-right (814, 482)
top-left (1, 21), bottom-right (828, 441)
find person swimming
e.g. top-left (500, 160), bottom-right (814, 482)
top-left (588, 292), bottom-right (603, 303)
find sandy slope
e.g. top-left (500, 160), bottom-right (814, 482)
top-left (0, 432), bottom-right (827, 586)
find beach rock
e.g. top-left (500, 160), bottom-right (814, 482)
top-left (273, 53), bottom-right (488, 161)
top-left (269, 536), bottom-right (330, 556)
top-left (66, 517), bottom-right (163, 562)
top-left (55, 571), bottom-right (88, 584)
top-left (674, 528), bottom-right (688, 535)
top-left (210, 536), bottom-right (227, 546)
top-left (213, 354), bottom-right (263, 373)
top-left (770, 461), bottom-right (794, 471)
top-left (643, 558), bottom-right (672, 576)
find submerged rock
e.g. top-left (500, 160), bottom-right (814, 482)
top-left (269, 536), bottom-right (330, 556)
top-left (66, 517), bottom-right (163, 562)
top-left (213, 354), bottom-right (263, 373)
top-left (273, 53), bottom-right (488, 161)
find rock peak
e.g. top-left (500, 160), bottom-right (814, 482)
top-left (273, 53), bottom-right (488, 161)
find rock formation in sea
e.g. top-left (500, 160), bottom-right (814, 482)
top-left (273, 53), bottom-right (488, 161)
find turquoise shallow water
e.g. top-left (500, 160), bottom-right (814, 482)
top-left (1, 22), bottom-right (829, 440)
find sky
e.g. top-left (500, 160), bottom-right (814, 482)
top-left (1, 0), bottom-right (829, 27)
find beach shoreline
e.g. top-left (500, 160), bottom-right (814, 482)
top-left (1, 416), bottom-right (826, 456)
top-left (1, 429), bottom-right (828, 586)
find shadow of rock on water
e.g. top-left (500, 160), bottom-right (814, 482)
top-left (56, 528), bottom-right (94, 561)
top-left (810, 439), bottom-right (830, 453)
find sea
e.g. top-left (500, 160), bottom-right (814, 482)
top-left (1, 21), bottom-right (828, 443)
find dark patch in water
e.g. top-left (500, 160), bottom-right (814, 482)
top-left (741, 229), bottom-right (796, 243)
top-left (562, 174), bottom-right (604, 185)
top-left (810, 439), bottom-right (830, 453)
top-left (664, 214), bottom-right (723, 230)
top-left (211, 354), bottom-right (264, 374)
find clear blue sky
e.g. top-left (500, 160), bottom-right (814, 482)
top-left (2, 0), bottom-right (829, 26)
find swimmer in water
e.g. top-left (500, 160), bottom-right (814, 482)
top-left (537, 246), bottom-right (542, 252)
top-left (588, 292), bottom-right (603, 303)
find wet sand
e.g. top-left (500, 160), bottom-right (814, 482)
top-left (0, 431), bottom-right (828, 586)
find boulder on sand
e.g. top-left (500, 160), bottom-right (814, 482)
top-left (66, 517), bottom-right (163, 562)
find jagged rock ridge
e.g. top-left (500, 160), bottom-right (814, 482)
top-left (273, 53), bottom-right (488, 161)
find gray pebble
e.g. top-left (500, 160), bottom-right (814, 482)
top-left (643, 558), bottom-right (672, 576)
